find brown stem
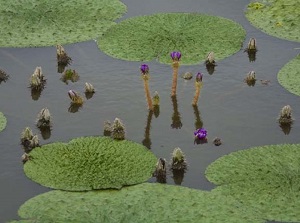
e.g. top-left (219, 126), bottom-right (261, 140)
top-left (192, 86), bottom-right (200, 106)
top-left (171, 62), bottom-right (179, 96)
top-left (143, 79), bottom-right (153, 111)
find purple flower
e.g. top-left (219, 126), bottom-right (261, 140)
top-left (196, 72), bottom-right (203, 82)
top-left (170, 51), bottom-right (181, 61)
top-left (140, 64), bottom-right (149, 75)
top-left (194, 128), bottom-right (207, 139)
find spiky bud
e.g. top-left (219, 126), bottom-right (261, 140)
top-left (36, 108), bottom-right (52, 128)
top-left (56, 45), bottom-right (72, 66)
top-left (30, 135), bottom-right (39, 148)
top-left (111, 118), bottom-right (126, 140)
top-left (205, 52), bottom-right (216, 66)
top-left (22, 153), bottom-right (30, 164)
top-left (247, 38), bottom-right (257, 51)
top-left (171, 147), bottom-right (187, 170)
top-left (85, 82), bottom-right (95, 93)
top-left (21, 127), bottom-right (33, 143)
top-left (68, 90), bottom-right (83, 105)
top-left (244, 71), bottom-right (256, 86)
top-left (278, 105), bottom-right (293, 124)
top-left (103, 120), bottom-right (112, 136)
top-left (152, 91), bottom-right (160, 106)
top-left (154, 158), bottom-right (167, 183)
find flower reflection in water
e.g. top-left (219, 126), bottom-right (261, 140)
top-left (171, 95), bottom-right (182, 129)
top-left (142, 110), bottom-right (153, 149)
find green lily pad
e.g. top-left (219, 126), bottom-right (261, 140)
top-left (245, 0), bottom-right (300, 42)
top-left (278, 54), bottom-right (300, 96)
top-left (13, 183), bottom-right (263, 223)
top-left (24, 137), bottom-right (157, 191)
top-left (0, 112), bottom-right (7, 132)
top-left (0, 0), bottom-right (127, 47)
top-left (205, 144), bottom-right (300, 222)
top-left (98, 13), bottom-right (246, 65)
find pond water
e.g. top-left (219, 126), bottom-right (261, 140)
top-left (1, 0), bottom-right (299, 222)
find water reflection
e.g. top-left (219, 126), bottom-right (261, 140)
top-left (279, 122), bottom-right (292, 135)
top-left (68, 103), bottom-right (82, 113)
top-left (206, 64), bottom-right (215, 75)
top-left (31, 88), bottom-right (43, 101)
top-left (38, 126), bottom-right (52, 140)
top-left (142, 110), bottom-right (153, 149)
top-left (57, 64), bottom-right (67, 74)
top-left (0, 68), bottom-right (9, 83)
top-left (247, 51), bottom-right (257, 62)
top-left (172, 169), bottom-right (185, 185)
top-left (171, 95), bottom-right (182, 129)
top-left (192, 104), bottom-right (203, 130)
top-left (85, 92), bottom-right (95, 100)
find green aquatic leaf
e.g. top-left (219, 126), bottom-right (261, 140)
top-left (205, 144), bottom-right (300, 222)
top-left (0, 112), bottom-right (7, 132)
top-left (98, 13), bottom-right (246, 65)
top-left (13, 183), bottom-right (264, 223)
top-left (0, 0), bottom-right (127, 47)
top-left (246, 0), bottom-right (300, 42)
top-left (24, 136), bottom-right (157, 191)
top-left (278, 54), bottom-right (300, 96)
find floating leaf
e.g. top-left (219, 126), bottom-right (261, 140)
top-left (13, 183), bottom-right (264, 223)
top-left (98, 13), bottom-right (246, 65)
top-left (24, 137), bottom-right (157, 191)
top-left (0, 112), bottom-right (7, 132)
top-left (0, 0), bottom-right (127, 47)
top-left (278, 54), bottom-right (300, 96)
top-left (245, 0), bottom-right (300, 42)
top-left (205, 144), bottom-right (300, 222)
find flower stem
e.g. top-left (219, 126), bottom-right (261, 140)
top-left (192, 82), bottom-right (202, 106)
top-left (143, 79), bottom-right (153, 111)
top-left (171, 62), bottom-right (179, 96)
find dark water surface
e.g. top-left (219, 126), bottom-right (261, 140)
top-left (1, 0), bottom-right (300, 222)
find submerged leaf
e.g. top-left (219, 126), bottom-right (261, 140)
top-left (0, 112), bottom-right (7, 132)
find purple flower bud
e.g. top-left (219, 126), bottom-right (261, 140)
top-left (194, 128), bottom-right (207, 139)
top-left (196, 72), bottom-right (203, 82)
top-left (140, 64), bottom-right (149, 75)
top-left (170, 51), bottom-right (181, 61)
top-left (68, 90), bottom-right (77, 100)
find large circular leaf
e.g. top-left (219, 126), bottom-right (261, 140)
top-left (98, 13), bottom-right (246, 65)
top-left (205, 144), bottom-right (300, 222)
top-left (0, 0), bottom-right (127, 47)
top-left (245, 0), bottom-right (300, 42)
top-left (24, 137), bottom-right (157, 191)
top-left (278, 54), bottom-right (300, 96)
top-left (0, 112), bottom-right (7, 132)
top-left (12, 183), bottom-right (263, 223)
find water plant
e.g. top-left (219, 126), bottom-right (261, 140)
top-left (205, 143), bottom-right (300, 222)
top-left (56, 45), bottom-right (72, 68)
top-left (29, 66), bottom-right (46, 90)
top-left (0, 68), bottom-right (9, 84)
top-left (36, 108), bottom-right (52, 128)
top-left (0, 112), bottom-right (7, 133)
top-left (170, 51), bottom-right (181, 96)
top-left (23, 136), bottom-right (157, 190)
top-left (103, 120), bottom-right (112, 136)
top-left (85, 82), bottom-right (95, 93)
top-left (68, 90), bottom-right (84, 105)
top-left (278, 105), bottom-right (293, 125)
top-left (98, 13), bottom-right (246, 64)
top-left (244, 71), bottom-right (256, 86)
top-left (61, 69), bottom-right (79, 84)
top-left (244, 38), bottom-right (257, 62)
top-left (153, 158), bottom-right (167, 183)
top-left (140, 64), bottom-right (153, 111)
top-left (170, 147), bottom-right (187, 171)
top-left (277, 54), bottom-right (300, 96)
top-left (0, 0), bottom-right (127, 47)
top-left (11, 183), bottom-right (263, 223)
top-left (192, 72), bottom-right (203, 105)
top-left (20, 127), bottom-right (39, 152)
top-left (111, 118), bottom-right (126, 140)
top-left (194, 128), bottom-right (207, 140)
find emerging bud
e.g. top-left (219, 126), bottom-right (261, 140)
top-left (29, 67), bottom-right (46, 90)
top-left (0, 68), bottom-right (9, 83)
top-left (22, 153), bottom-right (31, 164)
top-left (56, 45), bottom-right (72, 66)
top-left (213, 137), bottom-right (222, 146)
top-left (195, 72), bottom-right (203, 82)
top-left (152, 91), bottom-right (160, 106)
top-left (21, 127), bottom-right (33, 143)
top-left (68, 90), bottom-right (83, 104)
top-left (34, 67), bottom-right (44, 81)
top-left (171, 147), bottom-right (187, 170)
top-left (85, 82), bottom-right (95, 93)
top-left (103, 120), bottom-right (112, 136)
top-left (140, 64), bottom-right (149, 75)
top-left (244, 71), bottom-right (256, 86)
top-left (111, 118), bottom-right (126, 140)
top-left (170, 51), bottom-right (181, 61)
top-left (30, 135), bottom-right (39, 148)
top-left (61, 69), bottom-right (79, 84)
top-left (205, 52), bottom-right (216, 66)
top-left (278, 105), bottom-right (293, 124)
top-left (247, 38), bottom-right (257, 51)
top-left (194, 128), bottom-right (207, 140)
top-left (153, 158), bottom-right (167, 183)
top-left (36, 108), bottom-right (52, 128)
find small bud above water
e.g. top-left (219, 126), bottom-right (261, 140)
top-left (244, 71), bottom-right (256, 86)
top-left (36, 108), bottom-right (52, 128)
top-left (85, 82), bottom-right (95, 93)
top-left (278, 105), bottom-right (294, 124)
top-left (171, 147), bottom-right (187, 170)
top-left (111, 118), bottom-right (126, 140)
